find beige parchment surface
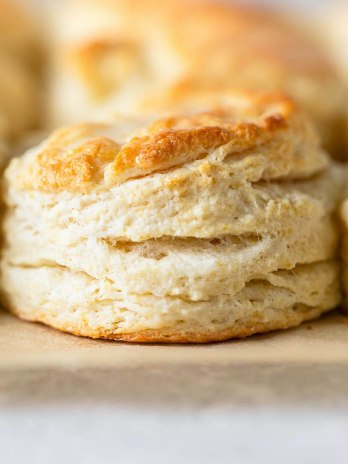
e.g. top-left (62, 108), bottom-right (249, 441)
top-left (2, 309), bottom-right (348, 408)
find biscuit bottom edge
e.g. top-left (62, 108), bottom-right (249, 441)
top-left (1, 260), bottom-right (341, 343)
top-left (6, 305), bottom-right (337, 344)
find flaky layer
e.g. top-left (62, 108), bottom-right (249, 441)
top-left (3, 186), bottom-right (339, 300)
top-left (4, 162), bottom-right (342, 242)
top-left (1, 260), bottom-right (340, 343)
top-left (3, 228), bottom-right (338, 302)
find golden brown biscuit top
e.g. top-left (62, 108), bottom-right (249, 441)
top-left (10, 93), bottom-right (325, 193)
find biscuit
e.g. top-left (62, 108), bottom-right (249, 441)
top-left (47, 0), bottom-right (348, 159)
top-left (1, 93), bottom-right (343, 342)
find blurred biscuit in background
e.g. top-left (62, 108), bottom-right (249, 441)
top-left (0, 0), bottom-right (41, 68)
top-left (1, 92), bottom-right (343, 342)
top-left (318, 2), bottom-right (348, 85)
top-left (47, 0), bottom-right (348, 159)
top-left (340, 197), bottom-right (348, 312)
top-left (0, 53), bottom-right (40, 141)
top-left (0, 0), bottom-right (43, 164)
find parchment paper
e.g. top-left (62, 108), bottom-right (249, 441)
top-left (2, 309), bottom-right (348, 407)
top-left (2, 309), bottom-right (348, 369)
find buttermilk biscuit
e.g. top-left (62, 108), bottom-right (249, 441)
top-left (48, 0), bottom-right (347, 158)
top-left (1, 93), bottom-right (343, 342)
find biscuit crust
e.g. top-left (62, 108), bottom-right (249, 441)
top-left (1, 97), bottom-right (343, 342)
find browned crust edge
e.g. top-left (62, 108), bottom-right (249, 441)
top-left (6, 304), bottom-right (334, 344)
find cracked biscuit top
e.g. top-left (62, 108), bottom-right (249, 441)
top-left (8, 92), bottom-right (328, 193)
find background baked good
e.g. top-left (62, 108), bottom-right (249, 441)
top-left (47, 0), bottom-right (348, 159)
top-left (0, 0), bottom-right (41, 67)
top-left (317, 3), bottom-right (348, 86)
top-left (0, 52), bottom-right (40, 141)
top-left (0, 0), bottom-right (42, 165)
top-left (1, 92), bottom-right (343, 342)
top-left (340, 193), bottom-right (348, 311)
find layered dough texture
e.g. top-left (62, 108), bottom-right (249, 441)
top-left (47, 0), bottom-right (348, 158)
top-left (1, 94), bottom-right (344, 342)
